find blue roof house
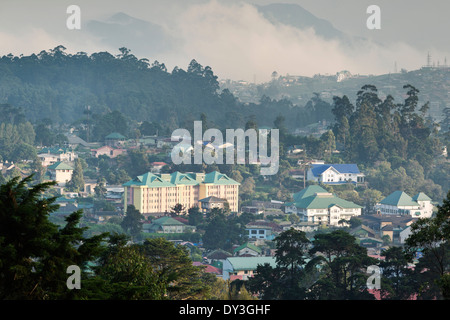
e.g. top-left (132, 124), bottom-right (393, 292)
top-left (306, 163), bottom-right (365, 185)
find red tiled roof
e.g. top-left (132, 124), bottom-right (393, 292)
top-left (151, 162), bottom-right (168, 166)
top-left (193, 262), bottom-right (222, 275)
top-left (173, 216), bottom-right (189, 224)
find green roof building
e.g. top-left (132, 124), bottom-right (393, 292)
top-left (379, 191), bottom-right (418, 207)
top-left (223, 256), bottom-right (277, 280)
top-left (47, 162), bottom-right (74, 186)
top-left (285, 185), bottom-right (362, 227)
top-left (105, 132), bottom-right (126, 147)
top-left (376, 191), bottom-right (434, 219)
top-left (105, 132), bottom-right (126, 140)
top-left (123, 171), bottom-right (240, 215)
top-left (233, 242), bottom-right (262, 256)
top-left (144, 216), bottom-right (191, 233)
top-left (47, 162), bottom-right (74, 170)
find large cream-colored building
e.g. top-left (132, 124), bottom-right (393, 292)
top-left (123, 171), bottom-right (240, 215)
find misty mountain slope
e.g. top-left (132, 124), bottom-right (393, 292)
top-left (255, 3), bottom-right (345, 40)
top-left (86, 12), bottom-right (174, 57)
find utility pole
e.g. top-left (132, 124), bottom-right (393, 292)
top-left (85, 105), bottom-right (91, 143)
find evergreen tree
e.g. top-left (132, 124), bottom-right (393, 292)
top-left (378, 246), bottom-right (418, 300)
top-left (93, 234), bottom-right (167, 300)
top-left (307, 230), bottom-right (377, 300)
top-left (406, 191), bottom-right (450, 299)
top-left (170, 203), bottom-right (186, 216)
top-left (0, 176), bottom-right (106, 299)
top-left (67, 158), bottom-right (85, 192)
top-left (188, 206), bottom-right (203, 226)
top-left (140, 237), bottom-right (209, 300)
top-left (121, 205), bottom-right (143, 239)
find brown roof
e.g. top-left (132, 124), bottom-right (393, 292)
top-left (207, 249), bottom-right (232, 260)
top-left (360, 214), bottom-right (417, 230)
top-left (246, 220), bottom-right (284, 233)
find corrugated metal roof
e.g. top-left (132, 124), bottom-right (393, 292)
top-left (105, 132), bottom-right (126, 139)
top-left (202, 171), bottom-right (240, 185)
top-left (310, 164), bottom-right (360, 177)
top-left (123, 171), bottom-right (239, 187)
top-left (412, 192), bottom-right (431, 202)
top-left (293, 185), bottom-right (328, 201)
top-left (151, 216), bottom-right (186, 226)
top-left (47, 161), bottom-right (73, 170)
top-left (233, 242), bottom-right (262, 254)
top-left (226, 256), bottom-right (277, 271)
top-left (291, 186), bottom-right (362, 210)
top-left (380, 191), bottom-right (418, 207)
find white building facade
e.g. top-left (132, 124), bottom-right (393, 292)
top-left (307, 164), bottom-right (365, 185)
top-left (375, 191), bottom-right (433, 219)
top-left (285, 185), bottom-right (362, 227)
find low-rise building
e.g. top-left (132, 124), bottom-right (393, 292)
top-left (246, 225), bottom-right (274, 240)
top-left (38, 147), bottom-right (77, 167)
top-left (199, 196), bottom-right (229, 213)
top-left (233, 243), bottom-right (262, 257)
top-left (285, 185), bottom-right (362, 227)
top-left (91, 145), bottom-right (126, 158)
top-left (47, 162), bottom-right (74, 186)
top-left (105, 132), bottom-right (126, 147)
top-left (307, 163), bottom-right (365, 185)
top-left (222, 256), bottom-right (277, 280)
top-left (144, 216), bottom-right (192, 234)
top-left (375, 191), bottom-right (433, 218)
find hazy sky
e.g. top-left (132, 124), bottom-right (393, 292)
top-left (1, 0), bottom-right (449, 82)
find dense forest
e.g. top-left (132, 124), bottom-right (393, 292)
top-left (0, 46), bottom-right (449, 203)
top-left (0, 46), bottom-right (321, 133)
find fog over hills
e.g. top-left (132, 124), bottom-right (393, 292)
top-left (256, 3), bottom-right (346, 41)
top-left (86, 12), bottom-right (174, 57)
top-left (0, 1), bottom-right (448, 82)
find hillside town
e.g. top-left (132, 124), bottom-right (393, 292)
top-left (1, 123), bottom-right (445, 301)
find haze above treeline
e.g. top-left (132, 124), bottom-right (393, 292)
top-left (1, 1), bottom-right (449, 83)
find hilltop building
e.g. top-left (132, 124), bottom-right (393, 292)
top-left (307, 163), bottom-right (365, 185)
top-left (284, 185), bottom-right (362, 227)
top-left (123, 171), bottom-right (239, 216)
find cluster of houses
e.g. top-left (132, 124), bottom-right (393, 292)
top-left (178, 164), bottom-right (436, 284)
top-left (13, 134), bottom-right (437, 287)
top-left (190, 188), bottom-right (434, 282)
top-left (129, 182), bottom-right (434, 284)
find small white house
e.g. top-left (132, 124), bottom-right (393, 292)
top-left (222, 256), bottom-right (277, 280)
top-left (246, 225), bottom-right (274, 240)
top-left (47, 162), bottom-right (74, 186)
top-left (38, 147), bottom-right (77, 167)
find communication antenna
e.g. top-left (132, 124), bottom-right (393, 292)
top-left (427, 52), bottom-right (432, 67)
